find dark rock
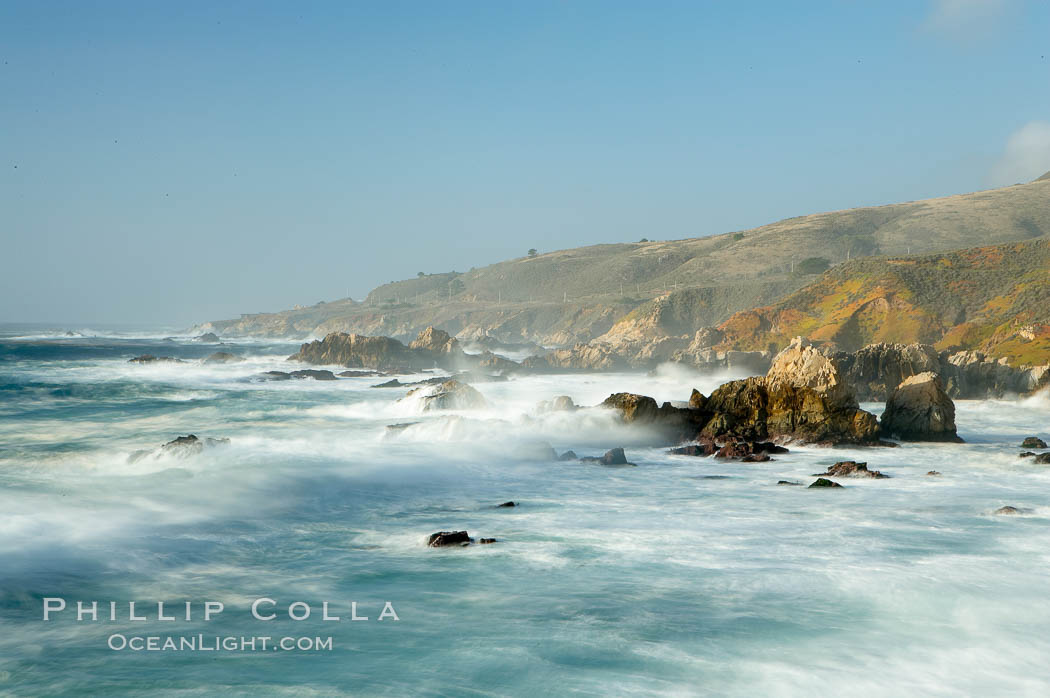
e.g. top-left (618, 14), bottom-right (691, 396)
top-left (557, 450), bottom-right (578, 461)
top-left (808, 478), bottom-right (843, 488)
top-left (289, 369), bottom-right (337, 381)
top-left (688, 389), bottom-right (707, 410)
top-left (194, 332), bottom-right (221, 343)
top-left (814, 460), bottom-right (888, 479)
top-left (926, 470), bottom-right (941, 476)
top-left (496, 501), bottom-right (516, 508)
top-left (1035, 453), bottom-right (1050, 464)
top-left (478, 538), bottom-right (497, 544)
top-left (994, 506), bottom-right (1021, 515)
top-left (581, 447), bottom-right (636, 467)
top-left (777, 480), bottom-right (803, 486)
top-left (1020, 452), bottom-right (1036, 458)
top-left (260, 371), bottom-right (292, 381)
top-left (338, 369), bottom-right (386, 377)
top-left (669, 442), bottom-right (718, 457)
top-left (714, 440), bottom-right (788, 461)
top-left (1022, 437), bottom-right (1048, 449)
top-left (385, 422), bottom-right (419, 432)
top-left (372, 379), bottom-right (404, 388)
top-left (427, 531), bottom-right (473, 547)
top-left (204, 352), bottom-right (243, 364)
top-left (880, 372), bottom-right (962, 442)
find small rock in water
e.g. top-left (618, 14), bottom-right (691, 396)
top-left (777, 480), bottom-right (803, 486)
top-left (808, 478), bottom-right (843, 488)
top-left (427, 531), bottom-right (473, 547)
top-left (741, 453), bottom-right (771, 462)
top-left (496, 501), bottom-right (516, 508)
top-left (814, 461), bottom-right (888, 479)
top-left (1034, 453), bottom-right (1050, 464)
top-left (926, 470), bottom-right (941, 476)
top-left (557, 450), bottom-right (578, 461)
top-left (994, 506), bottom-right (1022, 515)
top-left (385, 422), bottom-right (418, 432)
top-left (581, 448), bottom-right (636, 467)
top-left (1022, 437), bottom-right (1048, 449)
top-left (1020, 452), bottom-right (1036, 458)
top-left (478, 538), bottom-right (497, 544)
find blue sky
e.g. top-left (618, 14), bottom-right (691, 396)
top-left (2, 0), bottom-right (1049, 326)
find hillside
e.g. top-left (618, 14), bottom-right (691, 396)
top-left (196, 174), bottom-right (1050, 343)
top-left (713, 239), bottom-right (1050, 365)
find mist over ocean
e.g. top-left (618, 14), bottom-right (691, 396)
top-left (2, 326), bottom-right (1050, 695)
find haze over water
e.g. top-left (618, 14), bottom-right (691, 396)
top-left (3, 327), bottom-right (1050, 695)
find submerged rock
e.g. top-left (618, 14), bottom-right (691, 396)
top-left (927, 470), bottom-right (942, 476)
top-left (479, 538), bottom-right (498, 544)
top-left (777, 480), bottom-right (803, 486)
top-left (557, 450), bottom-right (578, 461)
top-left (496, 501), bottom-right (516, 508)
top-left (129, 354), bottom-right (184, 364)
top-left (203, 352), bottom-right (243, 364)
top-left (881, 372), bottom-right (961, 442)
top-left (338, 369), bottom-right (387, 377)
top-left (427, 531), bottom-right (473, 547)
top-left (814, 460), bottom-right (887, 479)
top-left (714, 441), bottom-right (789, 461)
top-left (536, 395), bottom-right (577, 413)
top-left (808, 478), bottom-right (843, 488)
top-left (1022, 437), bottom-right (1048, 449)
top-left (1035, 453), bottom-right (1050, 465)
top-left (994, 506), bottom-right (1022, 515)
top-left (1020, 452), bottom-right (1036, 458)
top-left (128, 434), bottom-right (229, 464)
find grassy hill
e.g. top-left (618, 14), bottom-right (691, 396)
top-left (714, 239), bottom-right (1050, 365)
top-left (197, 174), bottom-right (1050, 343)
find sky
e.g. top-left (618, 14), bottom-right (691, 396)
top-left (2, 0), bottom-right (1049, 327)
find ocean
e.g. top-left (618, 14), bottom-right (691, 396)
top-left (2, 326), bottom-right (1050, 696)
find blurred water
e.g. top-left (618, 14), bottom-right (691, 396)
top-left (1, 328), bottom-right (1049, 696)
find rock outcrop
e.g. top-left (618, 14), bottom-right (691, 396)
top-left (833, 342), bottom-right (1050, 401)
top-left (127, 434), bottom-right (229, 464)
top-left (699, 339), bottom-right (880, 445)
top-left (808, 478), bottom-right (843, 488)
top-left (522, 343), bottom-right (629, 372)
top-left (602, 338), bottom-right (880, 446)
top-left (880, 372), bottom-right (961, 442)
top-left (403, 379), bottom-right (488, 411)
top-left (1022, 437), bottom-right (1047, 449)
top-left (408, 327), bottom-right (459, 354)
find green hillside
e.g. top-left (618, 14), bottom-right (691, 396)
top-left (715, 239), bottom-right (1050, 365)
